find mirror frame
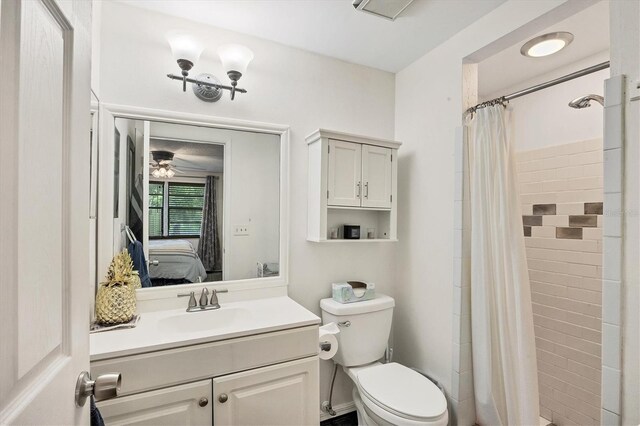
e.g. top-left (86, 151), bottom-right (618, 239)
top-left (97, 103), bottom-right (290, 302)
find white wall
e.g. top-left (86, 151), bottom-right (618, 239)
top-left (482, 51), bottom-right (609, 152)
top-left (394, 1), bottom-right (593, 419)
top-left (97, 0), bottom-right (396, 410)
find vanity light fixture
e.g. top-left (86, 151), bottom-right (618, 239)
top-left (166, 32), bottom-right (254, 102)
top-left (520, 32), bottom-right (574, 58)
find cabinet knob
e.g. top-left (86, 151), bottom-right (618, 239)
top-left (218, 393), bottom-right (228, 403)
top-left (199, 397), bottom-right (209, 407)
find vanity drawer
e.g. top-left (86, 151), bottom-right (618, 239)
top-left (91, 325), bottom-right (318, 396)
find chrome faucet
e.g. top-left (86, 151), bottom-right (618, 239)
top-left (178, 288), bottom-right (228, 312)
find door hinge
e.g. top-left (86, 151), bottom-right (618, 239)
top-left (390, 194), bottom-right (392, 202)
top-left (328, 145), bottom-right (330, 154)
top-left (327, 190), bottom-right (329, 199)
top-left (391, 154), bottom-right (393, 162)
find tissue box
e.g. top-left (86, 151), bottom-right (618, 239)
top-left (332, 281), bottom-right (376, 304)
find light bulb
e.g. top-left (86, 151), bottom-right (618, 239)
top-left (152, 169), bottom-right (161, 178)
top-left (166, 169), bottom-right (175, 178)
top-left (217, 44), bottom-right (254, 76)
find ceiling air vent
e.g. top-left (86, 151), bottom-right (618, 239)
top-left (352, 0), bottom-right (414, 21)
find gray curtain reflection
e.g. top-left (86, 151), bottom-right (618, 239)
top-left (198, 176), bottom-right (221, 271)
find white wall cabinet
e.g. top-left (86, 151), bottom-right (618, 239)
top-left (327, 140), bottom-right (362, 207)
top-left (213, 357), bottom-right (318, 426)
top-left (307, 129), bottom-right (401, 242)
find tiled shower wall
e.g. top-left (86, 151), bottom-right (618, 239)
top-left (516, 139), bottom-right (603, 426)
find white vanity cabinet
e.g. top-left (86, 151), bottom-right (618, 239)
top-left (213, 357), bottom-right (318, 425)
top-left (98, 380), bottom-right (213, 425)
top-left (92, 324), bottom-right (319, 426)
top-left (308, 129), bottom-right (401, 242)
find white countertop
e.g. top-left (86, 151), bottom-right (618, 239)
top-left (90, 296), bottom-right (320, 361)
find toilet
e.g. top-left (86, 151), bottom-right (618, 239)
top-left (321, 294), bottom-right (448, 426)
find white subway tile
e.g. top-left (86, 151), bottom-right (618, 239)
top-left (603, 148), bottom-right (622, 193)
top-left (602, 409), bottom-right (620, 425)
top-left (582, 163), bottom-right (603, 178)
top-left (543, 215), bottom-right (569, 226)
top-left (582, 138), bottom-right (603, 152)
top-left (566, 176), bottom-right (603, 191)
top-left (602, 236), bottom-right (622, 281)
top-left (582, 228), bottom-right (602, 240)
top-left (453, 342), bottom-right (461, 372)
top-left (604, 75), bottom-right (625, 108)
top-left (532, 226), bottom-right (556, 238)
top-left (602, 367), bottom-right (621, 413)
top-left (522, 203), bottom-right (533, 215)
top-left (602, 280), bottom-right (621, 326)
top-left (602, 323), bottom-right (620, 370)
top-left (569, 150), bottom-right (602, 166)
top-left (603, 193), bottom-right (622, 237)
top-left (557, 203), bottom-right (585, 215)
top-left (604, 105), bottom-right (623, 150)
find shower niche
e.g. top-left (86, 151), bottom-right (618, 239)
top-left (306, 129), bottom-right (400, 242)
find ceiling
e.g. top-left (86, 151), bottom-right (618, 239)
top-left (478, 1), bottom-right (609, 98)
top-left (117, 0), bottom-right (505, 73)
top-left (150, 138), bottom-right (224, 174)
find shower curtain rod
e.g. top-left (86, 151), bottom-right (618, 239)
top-left (465, 61), bottom-right (610, 117)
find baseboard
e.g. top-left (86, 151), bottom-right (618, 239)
top-left (319, 401), bottom-right (357, 422)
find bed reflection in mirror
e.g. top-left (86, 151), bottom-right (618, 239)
top-left (112, 118), bottom-right (280, 287)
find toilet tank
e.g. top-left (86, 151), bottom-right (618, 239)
top-left (320, 294), bottom-right (394, 367)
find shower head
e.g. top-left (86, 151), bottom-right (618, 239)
top-left (568, 94), bottom-right (604, 109)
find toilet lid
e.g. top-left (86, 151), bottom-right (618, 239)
top-left (356, 363), bottom-right (447, 420)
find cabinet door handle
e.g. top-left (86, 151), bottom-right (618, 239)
top-left (364, 182), bottom-right (369, 198)
top-left (218, 393), bottom-right (228, 403)
top-left (356, 182), bottom-right (361, 198)
top-left (199, 397), bottom-right (209, 407)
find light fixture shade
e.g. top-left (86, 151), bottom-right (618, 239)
top-left (217, 44), bottom-right (254, 75)
top-left (521, 32), bottom-right (573, 58)
top-left (166, 31), bottom-right (204, 65)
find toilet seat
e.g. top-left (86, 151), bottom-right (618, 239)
top-left (350, 363), bottom-right (448, 424)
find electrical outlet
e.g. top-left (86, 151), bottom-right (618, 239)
top-left (234, 224), bottom-right (250, 236)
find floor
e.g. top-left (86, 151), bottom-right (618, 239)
top-left (320, 411), bottom-right (358, 426)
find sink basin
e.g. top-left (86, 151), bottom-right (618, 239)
top-left (158, 307), bottom-right (250, 334)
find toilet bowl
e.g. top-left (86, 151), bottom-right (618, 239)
top-left (320, 295), bottom-right (449, 426)
top-left (346, 362), bottom-right (448, 426)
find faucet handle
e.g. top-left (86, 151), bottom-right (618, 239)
top-left (178, 291), bottom-right (197, 310)
top-left (199, 288), bottom-right (209, 307)
top-left (209, 289), bottom-right (221, 309)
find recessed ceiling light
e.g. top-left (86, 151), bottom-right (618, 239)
top-left (520, 32), bottom-right (574, 58)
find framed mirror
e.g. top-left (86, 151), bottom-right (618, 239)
top-left (96, 105), bottom-right (289, 299)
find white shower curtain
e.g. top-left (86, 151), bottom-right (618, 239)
top-left (467, 105), bottom-right (540, 426)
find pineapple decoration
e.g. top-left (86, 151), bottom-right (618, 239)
top-left (95, 250), bottom-right (139, 325)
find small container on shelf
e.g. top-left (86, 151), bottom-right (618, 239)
top-left (343, 225), bottom-right (361, 240)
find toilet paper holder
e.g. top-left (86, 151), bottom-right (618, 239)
top-left (319, 341), bottom-right (332, 352)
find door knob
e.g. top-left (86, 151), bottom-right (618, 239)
top-left (199, 397), bottom-right (209, 407)
top-left (75, 371), bottom-right (121, 407)
top-left (218, 393), bottom-right (228, 403)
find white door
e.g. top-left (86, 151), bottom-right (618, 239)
top-left (213, 357), bottom-right (319, 426)
top-left (142, 121), bottom-right (151, 262)
top-left (98, 380), bottom-right (212, 426)
top-left (327, 139), bottom-right (362, 207)
top-left (362, 145), bottom-right (393, 209)
top-left (0, 0), bottom-right (93, 424)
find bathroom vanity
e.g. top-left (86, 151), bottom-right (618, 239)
top-left (91, 297), bottom-right (320, 425)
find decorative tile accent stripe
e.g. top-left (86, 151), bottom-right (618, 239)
top-left (569, 215), bottom-right (598, 228)
top-left (522, 203), bottom-right (602, 239)
top-left (584, 202), bottom-right (603, 215)
top-left (556, 227), bottom-right (583, 239)
top-left (533, 204), bottom-right (557, 215)
top-left (523, 215), bottom-right (543, 226)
